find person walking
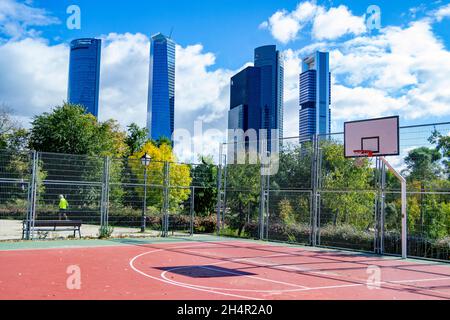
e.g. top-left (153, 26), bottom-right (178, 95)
top-left (58, 194), bottom-right (69, 220)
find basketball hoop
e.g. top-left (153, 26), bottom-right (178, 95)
top-left (353, 150), bottom-right (374, 157)
top-left (353, 150), bottom-right (373, 168)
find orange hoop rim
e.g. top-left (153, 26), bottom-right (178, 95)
top-left (353, 150), bottom-right (374, 157)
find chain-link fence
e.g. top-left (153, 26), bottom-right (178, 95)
top-left (218, 121), bottom-right (450, 262)
top-left (0, 151), bottom-right (219, 241)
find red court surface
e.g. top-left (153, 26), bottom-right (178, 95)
top-left (1, 239), bottom-right (450, 300)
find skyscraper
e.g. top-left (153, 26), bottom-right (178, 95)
top-left (68, 38), bottom-right (102, 117)
top-left (229, 66), bottom-right (260, 133)
top-left (299, 51), bottom-right (331, 142)
top-left (147, 33), bottom-right (175, 141)
top-left (228, 45), bottom-right (284, 150)
top-left (254, 45), bottom-right (284, 142)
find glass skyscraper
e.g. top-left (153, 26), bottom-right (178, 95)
top-left (147, 33), bottom-right (175, 141)
top-left (254, 45), bottom-right (284, 142)
top-left (299, 51), bottom-right (331, 142)
top-left (68, 38), bottom-right (102, 117)
top-left (228, 45), bottom-right (284, 149)
top-left (229, 66), bottom-right (260, 133)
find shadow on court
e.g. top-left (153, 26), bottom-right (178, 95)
top-left (156, 265), bottom-right (256, 278)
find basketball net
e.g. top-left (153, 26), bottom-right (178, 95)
top-left (353, 150), bottom-right (374, 168)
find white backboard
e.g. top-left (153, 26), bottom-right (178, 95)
top-left (344, 116), bottom-right (400, 158)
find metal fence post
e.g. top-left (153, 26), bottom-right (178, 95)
top-left (374, 157), bottom-right (386, 255)
top-left (259, 162), bottom-right (265, 240)
top-left (162, 161), bottom-right (170, 237)
top-left (222, 155), bottom-right (227, 227)
top-left (259, 153), bottom-right (271, 241)
top-left (311, 135), bottom-right (320, 247)
top-left (100, 156), bottom-right (110, 231)
top-left (265, 166), bottom-right (270, 241)
top-left (29, 151), bottom-right (38, 240)
top-left (24, 150), bottom-right (37, 240)
top-left (190, 186), bottom-right (195, 236)
top-left (380, 160), bottom-right (386, 254)
top-left (216, 143), bottom-right (223, 235)
top-left (141, 164), bottom-right (148, 233)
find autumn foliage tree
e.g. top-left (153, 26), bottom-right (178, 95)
top-left (129, 140), bottom-right (192, 213)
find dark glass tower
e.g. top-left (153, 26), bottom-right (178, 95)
top-left (147, 33), bottom-right (175, 141)
top-left (68, 38), bottom-right (101, 117)
top-left (228, 45), bottom-right (284, 150)
top-left (229, 67), bottom-right (261, 133)
top-left (299, 51), bottom-right (331, 142)
top-left (254, 45), bottom-right (284, 142)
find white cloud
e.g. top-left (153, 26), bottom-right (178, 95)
top-left (175, 44), bottom-right (235, 124)
top-left (312, 5), bottom-right (366, 40)
top-left (0, 37), bottom-right (68, 120)
top-left (434, 3), bottom-right (450, 22)
top-left (331, 85), bottom-right (407, 120)
top-left (259, 1), bottom-right (318, 43)
top-left (0, 0), bottom-right (60, 39)
top-left (98, 33), bottom-right (150, 127)
top-left (262, 10), bottom-right (302, 44)
top-left (0, 31), bottom-right (240, 161)
top-left (276, 15), bottom-right (450, 138)
top-left (260, 1), bottom-right (365, 43)
top-left (330, 21), bottom-right (450, 120)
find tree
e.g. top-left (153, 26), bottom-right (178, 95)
top-left (28, 104), bottom-right (129, 211)
top-left (0, 106), bottom-right (26, 151)
top-left (29, 103), bottom-right (128, 157)
top-left (225, 159), bottom-right (261, 236)
top-left (403, 147), bottom-right (442, 236)
top-left (320, 141), bottom-right (375, 229)
top-left (4, 128), bottom-right (29, 152)
top-left (404, 147), bottom-right (442, 182)
top-left (273, 142), bottom-right (313, 190)
top-left (191, 156), bottom-right (218, 216)
top-left (429, 130), bottom-right (450, 176)
top-left (125, 123), bottom-right (148, 156)
top-left (154, 136), bottom-right (172, 147)
top-left (0, 106), bottom-right (18, 135)
top-left (129, 141), bottom-right (192, 212)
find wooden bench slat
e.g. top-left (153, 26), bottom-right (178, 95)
top-left (31, 220), bottom-right (82, 227)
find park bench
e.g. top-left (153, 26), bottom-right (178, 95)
top-left (22, 220), bottom-right (82, 239)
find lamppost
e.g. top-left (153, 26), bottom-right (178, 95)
top-left (140, 153), bottom-right (151, 233)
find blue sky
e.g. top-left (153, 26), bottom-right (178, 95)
top-left (1, 0), bottom-right (450, 161)
top-left (31, 0), bottom-right (450, 69)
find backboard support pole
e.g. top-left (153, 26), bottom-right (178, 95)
top-left (379, 156), bottom-right (407, 259)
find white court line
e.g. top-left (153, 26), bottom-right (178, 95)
top-left (129, 244), bottom-right (262, 300)
top-left (130, 242), bottom-right (450, 299)
top-left (160, 269), bottom-right (450, 296)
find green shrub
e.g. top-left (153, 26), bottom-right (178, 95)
top-left (99, 225), bottom-right (114, 239)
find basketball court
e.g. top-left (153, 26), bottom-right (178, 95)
top-left (2, 116), bottom-right (449, 300)
top-left (1, 236), bottom-right (450, 300)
